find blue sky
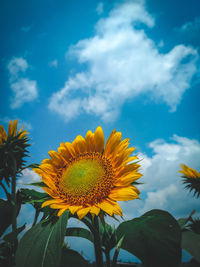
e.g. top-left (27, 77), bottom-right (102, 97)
top-left (1, 0), bottom-right (200, 263)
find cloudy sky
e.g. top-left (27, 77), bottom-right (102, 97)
top-left (1, 0), bottom-right (200, 263)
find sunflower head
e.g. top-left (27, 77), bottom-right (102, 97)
top-left (34, 127), bottom-right (142, 219)
top-left (179, 164), bottom-right (200, 198)
top-left (0, 120), bottom-right (29, 183)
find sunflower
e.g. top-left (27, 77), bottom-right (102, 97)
top-left (179, 164), bottom-right (200, 198)
top-left (0, 120), bottom-right (27, 144)
top-left (34, 127), bottom-right (142, 219)
top-left (0, 120), bottom-right (29, 182)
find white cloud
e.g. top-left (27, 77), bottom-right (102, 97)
top-left (49, 1), bottom-right (199, 122)
top-left (7, 57), bottom-right (38, 109)
top-left (10, 78), bottom-right (38, 109)
top-left (120, 135), bottom-right (200, 220)
top-left (48, 59), bottom-right (58, 68)
top-left (179, 16), bottom-right (200, 32)
top-left (96, 2), bottom-right (104, 15)
top-left (7, 57), bottom-right (28, 80)
top-left (17, 169), bottom-right (43, 192)
top-left (11, 78), bottom-right (37, 108)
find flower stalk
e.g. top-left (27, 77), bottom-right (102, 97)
top-left (11, 155), bottom-right (18, 248)
top-left (93, 215), bottom-right (104, 267)
top-left (105, 249), bottom-right (111, 267)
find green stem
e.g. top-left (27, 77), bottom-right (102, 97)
top-left (32, 210), bottom-right (40, 227)
top-left (111, 236), bottom-right (124, 267)
top-left (11, 156), bottom-right (18, 248)
top-left (111, 249), bottom-right (118, 267)
top-left (93, 216), bottom-right (104, 267)
top-left (105, 249), bottom-right (111, 267)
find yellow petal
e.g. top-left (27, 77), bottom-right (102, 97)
top-left (50, 203), bottom-right (69, 209)
top-left (18, 130), bottom-right (28, 138)
top-left (116, 163), bottom-right (140, 177)
top-left (12, 120), bottom-right (18, 136)
top-left (77, 207), bottom-right (91, 219)
top-left (90, 206), bottom-right (100, 216)
top-left (8, 121), bottom-right (13, 136)
top-left (94, 126), bottom-right (105, 152)
top-left (123, 156), bottom-right (138, 165)
top-left (40, 163), bottom-right (56, 175)
top-left (109, 186), bottom-right (139, 201)
top-left (69, 205), bottom-right (82, 215)
top-left (112, 148), bottom-right (136, 168)
top-left (72, 135), bottom-right (86, 154)
top-left (41, 159), bottom-right (52, 165)
top-left (115, 173), bottom-right (143, 186)
top-left (48, 151), bottom-right (64, 167)
top-left (97, 200), bottom-right (116, 216)
top-left (85, 130), bottom-right (95, 152)
top-left (104, 131), bottom-right (122, 157)
top-left (41, 177), bottom-right (57, 191)
top-left (58, 146), bottom-right (71, 163)
top-left (41, 199), bottom-right (64, 208)
top-left (57, 208), bottom-right (68, 216)
top-left (0, 125), bottom-right (7, 141)
top-left (42, 187), bottom-right (58, 198)
top-left (64, 142), bottom-right (76, 158)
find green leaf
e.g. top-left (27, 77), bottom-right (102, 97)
top-left (177, 209), bottom-right (196, 230)
top-left (182, 230), bottom-right (200, 263)
top-left (0, 199), bottom-right (12, 236)
top-left (18, 188), bottom-right (49, 210)
top-left (23, 163), bottom-right (39, 169)
top-left (66, 227), bottom-right (94, 243)
top-left (3, 224), bottom-right (26, 242)
top-left (19, 188), bottom-right (48, 201)
top-left (100, 222), bottom-right (117, 250)
top-left (60, 247), bottom-right (90, 267)
top-left (23, 181), bottom-right (46, 187)
top-left (116, 209), bottom-right (181, 267)
top-left (16, 211), bottom-right (69, 267)
top-left (112, 235), bottom-right (124, 267)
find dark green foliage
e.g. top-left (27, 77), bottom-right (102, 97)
top-left (0, 133), bottom-right (30, 184)
top-left (24, 181), bottom-right (46, 187)
top-left (18, 188), bottom-right (49, 208)
top-left (188, 218), bottom-right (200, 234)
top-left (182, 230), bottom-right (200, 263)
top-left (3, 224), bottom-right (26, 242)
top-left (116, 209), bottom-right (182, 267)
top-left (60, 247), bottom-right (90, 267)
top-left (0, 241), bottom-right (14, 267)
top-left (16, 211), bottom-right (69, 267)
top-left (100, 223), bottom-right (117, 251)
top-left (18, 188), bottom-right (54, 220)
top-left (182, 176), bottom-right (200, 198)
top-left (0, 199), bottom-right (13, 236)
top-left (178, 210), bottom-right (196, 230)
top-left (66, 227), bottom-right (94, 243)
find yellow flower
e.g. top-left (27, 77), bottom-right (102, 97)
top-left (34, 127), bottom-right (142, 219)
top-left (0, 119), bottom-right (27, 145)
top-left (0, 119), bottom-right (29, 182)
top-left (179, 164), bottom-right (200, 198)
top-left (179, 164), bottom-right (200, 179)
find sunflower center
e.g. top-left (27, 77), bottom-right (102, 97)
top-left (58, 152), bottom-right (115, 206)
top-left (61, 159), bottom-right (105, 195)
